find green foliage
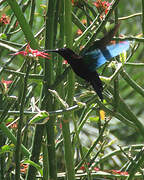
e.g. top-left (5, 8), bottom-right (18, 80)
top-left (29, 111), bottom-right (49, 125)
top-left (0, 0), bottom-right (144, 179)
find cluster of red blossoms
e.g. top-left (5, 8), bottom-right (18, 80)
top-left (1, 79), bottom-right (12, 86)
top-left (0, 79), bottom-right (12, 94)
top-left (0, 14), bottom-right (10, 25)
top-left (11, 44), bottom-right (51, 59)
top-left (71, 0), bottom-right (111, 15)
top-left (20, 163), bottom-right (29, 174)
top-left (93, 0), bottom-right (112, 15)
top-left (76, 0), bottom-right (111, 36)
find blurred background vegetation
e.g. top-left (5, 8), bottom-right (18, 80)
top-left (0, 0), bottom-right (144, 179)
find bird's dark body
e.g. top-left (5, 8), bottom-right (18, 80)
top-left (69, 59), bottom-right (103, 100)
top-left (44, 24), bottom-right (129, 101)
top-left (54, 48), bottom-right (103, 100)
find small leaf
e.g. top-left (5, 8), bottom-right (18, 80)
top-left (0, 33), bottom-right (7, 39)
top-left (0, 144), bottom-right (15, 155)
top-left (29, 111), bottom-right (49, 125)
top-left (100, 76), bottom-right (111, 84)
top-left (89, 116), bottom-right (99, 122)
top-left (22, 159), bottom-right (43, 176)
top-left (40, 4), bottom-right (47, 9)
top-left (120, 51), bottom-right (127, 65)
top-left (105, 139), bottom-right (117, 148)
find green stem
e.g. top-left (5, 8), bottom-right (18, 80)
top-left (97, 144), bottom-right (144, 164)
top-left (125, 62), bottom-right (144, 67)
top-left (61, 0), bottom-right (75, 179)
top-left (29, 0), bottom-right (35, 28)
top-left (0, 97), bottom-right (17, 123)
top-left (51, 66), bottom-right (71, 89)
top-left (15, 60), bottom-right (32, 180)
top-left (95, 98), bottom-right (135, 128)
top-left (82, 0), bottom-right (97, 17)
top-left (4, 69), bottom-right (43, 79)
top-left (113, 7), bottom-right (119, 111)
top-left (0, 122), bottom-right (30, 157)
top-left (104, 89), bottom-right (144, 137)
top-left (118, 13), bottom-right (142, 20)
top-left (84, 0), bottom-right (120, 49)
top-left (75, 120), bottom-right (109, 171)
top-left (126, 148), bottom-right (144, 180)
top-left (74, 14), bottom-right (99, 49)
top-left (27, 0), bottom-right (57, 179)
top-left (113, 36), bottom-right (144, 42)
top-left (26, 125), bottom-right (45, 180)
top-left (44, 1), bottom-right (57, 180)
top-left (142, 0), bottom-right (144, 35)
top-left (77, 105), bottom-right (96, 134)
top-left (72, 12), bottom-right (87, 32)
top-left (6, 0), bottom-right (38, 48)
top-left (42, 139), bottom-right (49, 180)
top-left (0, 26), bottom-right (45, 76)
top-left (0, 102), bottom-right (84, 116)
top-left (72, 114), bottom-right (91, 179)
top-left (120, 69), bottom-right (144, 97)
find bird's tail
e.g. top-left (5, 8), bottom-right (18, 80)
top-left (90, 74), bottom-right (103, 102)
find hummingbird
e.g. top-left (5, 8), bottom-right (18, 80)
top-left (44, 24), bottom-right (129, 101)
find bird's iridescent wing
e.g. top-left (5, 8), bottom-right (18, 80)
top-left (83, 41), bottom-right (130, 72)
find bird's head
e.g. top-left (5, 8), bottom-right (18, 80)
top-left (44, 48), bottom-right (81, 62)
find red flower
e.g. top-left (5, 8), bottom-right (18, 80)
top-left (77, 29), bottom-right (83, 35)
top-left (59, 123), bottom-right (62, 129)
top-left (1, 79), bottom-right (13, 86)
top-left (72, 0), bottom-right (78, 5)
top-left (0, 14), bottom-right (10, 24)
top-left (93, 167), bottom-right (100, 171)
top-left (0, 14), bottom-right (10, 25)
top-left (20, 163), bottom-right (28, 174)
top-left (93, 0), bottom-right (111, 15)
top-left (11, 44), bottom-right (51, 59)
top-left (111, 169), bottom-right (128, 175)
top-left (6, 122), bottom-right (17, 129)
top-left (63, 60), bottom-right (68, 65)
top-left (81, 19), bottom-right (87, 25)
top-left (79, 163), bottom-right (90, 171)
top-left (76, 19), bottom-right (87, 36)
top-left (94, 0), bottom-right (111, 8)
top-left (0, 79), bottom-right (12, 94)
top-left (80, 165), bottom-right (85, 171)
top-left (15, 21), bottom-right (19, 28)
